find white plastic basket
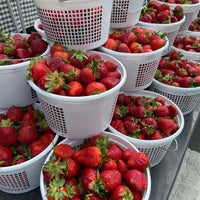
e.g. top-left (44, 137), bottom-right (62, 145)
top-left (40, 131), bottom-right (151, 200)
top-left (156, 0), bottom-right (200, 35)
top-left (110, 0), bottom-right (144, 28)
top-left (149, 79), bottom-right (200, 115)
top-left (34, 19), bottom-right (46, 39)
top-left (99, 28), bottom-right (169, 92)
top-left (0, 34), bottom-right (50, 109)
top-left (28, 51), bottom-right (127, 139)
top-left (0, 135), bottom-right (59, 194)
top-left (108, 90), bottom-right (184, 167)
top-left (137, 15), bottom-right (185, 55)
top-left (33, 0), bottom-right (113, 50)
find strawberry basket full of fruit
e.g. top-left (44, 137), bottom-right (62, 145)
top-left (27, 46), bottom-right (127, 139)
top-left (0, 31), bottom-right (50, 109)
top-left (110, 0), bottom-right (144, 28)
top-left (40, 131), bottom-right (151, 200)
top-left (0, 104), bottom-right (59, 194)
top-left (149, 50), bottom-right (200, 115)
top-left (99, 26), bottom-right (169, 92)
top-left (33, 0), bottom-right (113, 50)
top-left (155, 0), bottom-right (200, 35)
top-left (108, 90), bottom-right (184, 167)
top-left (137, 1), bottom-right (185, 55)
top-left (171, 32), bottom-right (200, 62)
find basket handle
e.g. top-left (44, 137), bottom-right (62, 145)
top-left (160, 139), bottom-right (178, 152)
top-left (113, 3), bottom-right (143, 15)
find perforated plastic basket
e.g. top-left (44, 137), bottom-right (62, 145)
top-left (34, 18), bottom-right (46, 39)
top-left (149, 78), bottom-right (200, 115)
top-left (137, 15), bottom-right (185, 55)
top-left (110, 0), bottom-right (144, 28)
top-left (156, 0), bottom-right (200, 35)
top-left (28, 51), bottom-right (127, 139)
top-left (99, 28), bottom-right (169, 92)
top-left (40, 131), bottom-right (151, 200)
top-left (0, 104), bottom-right (59, 195)
top-left (0, 34), bottom-right (50, 109)
top-left (33, 0), bottom-right (113, 50)
top-left (108, 90), bottom-right (184, 167)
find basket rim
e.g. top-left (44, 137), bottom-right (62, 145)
top-left (156, 0), bottom-right (200, 7)
top-left (40, 131), bottom-right (151, 200)
top-left (108, 90), bottom-right (185, 145)
top-left (171, 45), bottom-right (200, 56)
top-left (28, 51), bottom-right (127, 102)
top-left (0, 135), bottom-right (59, 172)
top-left (34, 19), bottom-right (45, 34)
top-left (138, 15), bottom-right (185, 28)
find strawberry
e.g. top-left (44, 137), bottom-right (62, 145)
top-left (85, 82), bottom-right (107, 95)
top-left (29, 139), bottom-right (48, 157)
top-left (0, 146), bottom-right (13, 167)
top-left (81, 167), bottom-right (98, 192)
top-left (39, 131), bottom-right (55, 145)
top-left (48, 56), bottom-right (66, 71)
top-left (158, 118), bottom-right (179, 137)
top-left (51, 43), bottom-right (66, 54)
top-left (54, 144), bottom-right (75, 160)
top-left (100, 76), bottom-right (120, 90)
top-left (52, 51), bottom-right (71, 62)
top-left (18, 126), bottom-right (39, 144)
top-left (101, 159), bottom-right (118, 171)
top-left (73, 146), bottom-right (102, 168)
top-left (127, 152), bottom-right (149, 170)
top-left (27, 57), bottom-right (52, 82)
top-left (65, 158), bottom-right (81, 179)
top-left (140, 117), bottom-right (158, 137)
top-left (0, 119), bottom-right (18, 147)
top-left (155, 105), bottom-right (170, 117)
top-left (106, 143), bottom-right (123, 161)
top-left (119, 31), bottom-right (136, 45)
top-left (110, 119), bottom-right (127, 135)
top-left (27, 32), bottom-right (42, 44)
top-left (66, 81), bottom-right (83, 96)
top-left (124, 169), bottom-right (147, 191)
top-left (30, 38), bottom-right (48, 56)
top-left (129, 42), bottom-right (142, 53)
top-left (116, 43), bottom-right (131, 53)
top-left (96, 170), bottom-right (122, 193)
top-left (15, 48), bottom-right (31, 59)
top-left (109, 185), bottom-right (133, 200)
top-left (80, 67), bottom-right (96, 83)
top-left (104, 60), bottom-right (117, 72)
top-left (123, 121), bottom-right (139, 135)
top-left (150, 130), bottom-right (164, 140)
top-left (103, 38), bottom-right (118, 50)
top-left (6, 106), bottom-right (25, 123)
top-left (122, 149), bottom-right (137, 161)
top-left (69, 49), bottom-right (88, 69)
top-left (116, 159), bottom-right (129, 175)
top-left (13, 155), bottom-right (28, 165)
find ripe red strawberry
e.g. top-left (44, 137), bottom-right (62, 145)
top-left (124, 169), bottom-right (147, 191)
top-left (27, 32), bottom-right (42, 44)
top-left (100, 76), bottom-right (120, 90)
top-left (15, 48), bottom-right (31, 59)
top-left (54, 143), bottom-right (75, 160)
top-left (65, 158), bottom-right (81, 179)
top-left (110, 119), bottom-right (127, 135)
top-left (66, 81), bottom-right (83, 96)
top-left (48, 56), bottom-right (66, 71)
top-left (27, 57), bottom-right (52, 82)
top-left (13, 155), bottom-right (28, 165)
top-left (52, 51), bottom-right (71, 62)
top-left (150, 130), bottom-right (163, 140)
top-left (109, 185), bottom-right (133, 200)
top-left (140, 117), bottom-right (158, 137)
top-left (73, 146), bottom-right (102, 168)
top-left (81, 167), bottom-right (98, 192)
top-left (0, 119), bottom-right (18, 147)
top-left (104, 60), bottom-right (117, 72)
top-left (117, 159), bottom-right (129, 175)
top-left (123, 120), bottom-right (139, 135)
top-left (6, 106), bottom-right (25, 123)
top-left (50, 43), bottom-right (66, 55)
top-left (127, 152), bottom-right (149, 170)
top-left (80, 67), bottom-right (96, 83)
top-left (0, 146), bottom-right (13, 167)
top-left (119, 31), bottom-right (136, 45)
top-left (39, 131), bottom-right (55, 145)
top-left (155, 105), bottom-right (170, 117)
top-left (101, 159), bottom-right (118, 171)
top-left (158, 118), bottom-right (179, 137)
top-left (29, 139), bottom-right (48, 157)
top-left (116, 43), bottom-right (131, 53)
top-left (30, 38), bottom-right (48, 56)
top-left (85, 82), bottom-right (107, 95)
top-left (106, 143), bottom-right (123, 161)
top-left (97, 170), bottom-right (122, 193)
top-left (129, 42), bottom-right (142, 53)
top-left (122, 149), bottom-right (137, 161)
top-left (18, 126), bottom-right (39, 144)
top-left (103, 38), bottom-right (118, 50)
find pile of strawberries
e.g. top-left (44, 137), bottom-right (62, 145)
top-left (0, 105), bottom-right (56, 167)
top-left (157, 0), bottom-right (199, 4)
top-left (140, 0), bottom-right (184, 23)
top-left (154, 50), bottom-right (200, 87)
top-left (173, 34), bottom-right (200, 53)
top-left (27, 44), bottom-right (122, 96)
top-left (110, 92), bottom-right (179, 140)
top-left (102, 26), bottom-right (167, 53)
top-left (188, 15), bottom-right (200, 32)
top-left (42, 134), bottom-right (149, 199)
top-left (0, 30), bottom-right (48, 65)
